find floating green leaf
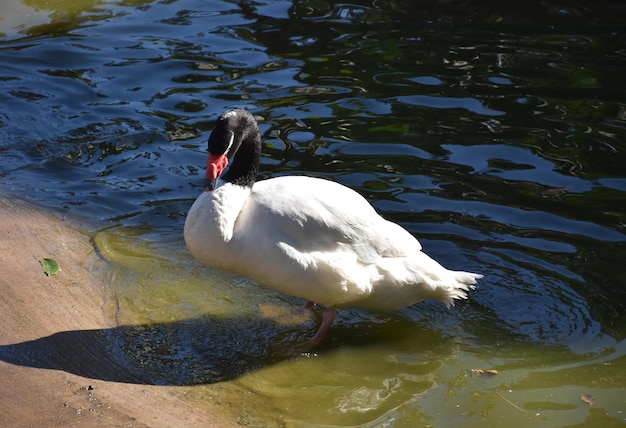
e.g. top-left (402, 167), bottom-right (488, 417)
top-left (40, 258), bottom-right (60, 276)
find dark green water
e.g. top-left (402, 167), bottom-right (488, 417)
top-left (1, 0), bottom-right (626, 426)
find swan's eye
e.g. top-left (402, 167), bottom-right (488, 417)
top-left (208, 127), bottom-right (234, 156)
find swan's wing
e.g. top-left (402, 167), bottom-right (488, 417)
top-left (246, 176), bottom-right (422, 263)
top-left (228, 176), bottom-right (478, 309)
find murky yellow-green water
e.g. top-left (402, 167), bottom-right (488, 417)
top-left (91, 226), bottom-right (626, 427)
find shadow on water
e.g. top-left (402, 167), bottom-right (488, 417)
top-left (0, 316), bottom-right (292, 386)
top-left (0, 307), bottom-right (450, 387)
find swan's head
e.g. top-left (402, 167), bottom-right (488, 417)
top-left (204, 109), bottom-right (261, 191)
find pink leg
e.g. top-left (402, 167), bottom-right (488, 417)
top-left (308, 307), bottom-right (337, 346)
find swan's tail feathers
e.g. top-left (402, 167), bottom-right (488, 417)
top-left (440, 270), bottom-right (483, 308)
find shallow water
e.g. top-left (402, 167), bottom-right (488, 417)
top-left (2, 0), bottom-right (626, 426)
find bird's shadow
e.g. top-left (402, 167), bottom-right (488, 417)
top-left (0, 306), bottom-right (443, 386)
top-left (0, 315), bottom-right (303, 386)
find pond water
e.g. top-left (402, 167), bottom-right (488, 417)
top-left (2, 0), bottom-right (626, 426)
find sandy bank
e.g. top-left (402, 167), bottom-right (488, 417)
top-left (0, 195), bottom-right (242, 427)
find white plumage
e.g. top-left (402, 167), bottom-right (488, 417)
top-left (184, 109), bottom-right (482, 345)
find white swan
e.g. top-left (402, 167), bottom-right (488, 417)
top-left (184, 109), bottom-right (482, 345)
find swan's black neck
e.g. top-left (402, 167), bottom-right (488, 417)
top-left (209, 109), bottom-right (261, 188)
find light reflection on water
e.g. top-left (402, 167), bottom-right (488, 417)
top-left (2, 0), bottom-right (626, 426)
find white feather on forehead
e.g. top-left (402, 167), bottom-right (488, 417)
top-left (225, 131), bottom-right (235, 155)
top-left (222, 110), bottom-right (238, 118)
